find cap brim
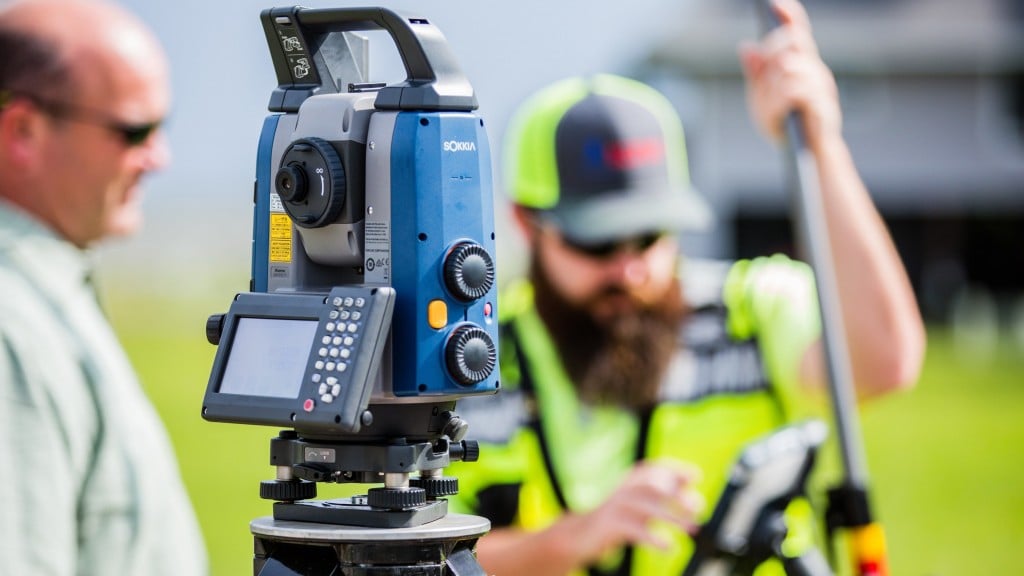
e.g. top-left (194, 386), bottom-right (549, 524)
top-left (545, 186), bottom-right (712, 246)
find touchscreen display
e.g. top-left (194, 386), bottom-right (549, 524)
top-left (218, 317), bottom-right (318, 399)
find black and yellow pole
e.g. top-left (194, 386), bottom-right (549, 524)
top-left (754, 1), bottom-right (889, 575)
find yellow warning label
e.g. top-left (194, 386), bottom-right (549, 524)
top-left (270, 213), bottom-right (293, 263)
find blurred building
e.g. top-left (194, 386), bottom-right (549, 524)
top-left (638, 0), bottom-right (1024, 324)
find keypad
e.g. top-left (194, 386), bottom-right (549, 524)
top-left (309, 294), bottom-right (367, 404)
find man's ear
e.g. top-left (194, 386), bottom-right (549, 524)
top-left (0, 100), bottom-right (47, 169)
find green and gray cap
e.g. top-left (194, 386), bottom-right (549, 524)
top-left (505, 74), bottom-right (711, 246)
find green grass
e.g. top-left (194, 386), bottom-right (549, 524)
top-left (107, 289), bottom-right (1024, 575)
top-left (859, 331), bottom-right (1024, 575)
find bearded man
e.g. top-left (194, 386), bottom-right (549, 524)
top-left (447, 1), bottom-right (925, 575)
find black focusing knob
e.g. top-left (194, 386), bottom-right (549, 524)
top-left (461, 440), bottom-right (480, 463)
top-left (260, 479), bottom-right (317, 502)
top-left (445, 325), bottom-right (496, 386)
top-left (367, 487), bottom-right (427, 511)
top-left (205, 313), bottom-right (224, 345)
top-left (410, 476), bottom-right (459, 498)
top-left (448, 439), bottom-right (480, 463)
top-left (275, 137), bottom-right (346, 228)
top-left (443, 243), bottom-right (495, 301)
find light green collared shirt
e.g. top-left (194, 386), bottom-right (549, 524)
top-left (0, 200), bottom-right (208, 576)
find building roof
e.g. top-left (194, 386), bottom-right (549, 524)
top-left (648, 0), bottom-right (1024, 76)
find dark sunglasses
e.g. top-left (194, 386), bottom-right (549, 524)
top-left (0, 89), bottom-right (162, 146)
top-left (561, 231), bottom-right (667, 259)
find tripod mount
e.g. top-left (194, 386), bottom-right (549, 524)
top-left (252, 514), bottom-right (489, 575)
top-left (250, 404), bottom-right (487, 575)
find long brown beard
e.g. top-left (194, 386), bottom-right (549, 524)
top-left (530, 251), bottom-right (688, 410)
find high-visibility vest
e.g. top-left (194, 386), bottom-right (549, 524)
top-left (450, 256), bottom-right (828, 576)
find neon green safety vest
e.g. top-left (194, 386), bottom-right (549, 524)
top-left (449, 256), bottom-right (828, 575)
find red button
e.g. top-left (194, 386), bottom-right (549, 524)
top-left (303, 398), bottom-right (315, 412)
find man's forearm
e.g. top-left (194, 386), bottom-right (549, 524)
top-left (812, 134), bottom-right (926, 396)
top-left (475, 520), bottom-right (592, 576)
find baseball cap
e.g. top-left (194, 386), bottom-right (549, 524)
top-left (505, 74), bottom-right (711, 246)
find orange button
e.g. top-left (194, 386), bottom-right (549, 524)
top-left (428, 299), bottom-right (448, 329)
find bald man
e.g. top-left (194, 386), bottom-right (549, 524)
top-left (0, 1), bottom-right (207, 574)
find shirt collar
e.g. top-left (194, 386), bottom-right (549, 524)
top-left (0, 199), bottom-right (95, 295)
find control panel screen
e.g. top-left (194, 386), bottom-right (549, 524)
top-left (219, 317), bottom-right (318, 399)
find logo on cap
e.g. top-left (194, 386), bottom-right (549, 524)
top-left (584, 137), bottom-right (665, 172)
